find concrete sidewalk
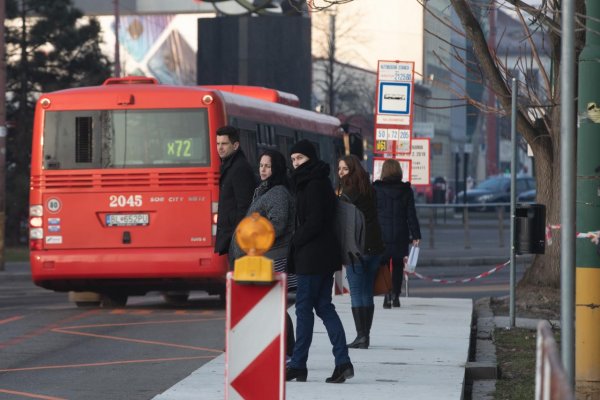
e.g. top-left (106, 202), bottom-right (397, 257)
top-left (153, 296), bottom-right (473, 400)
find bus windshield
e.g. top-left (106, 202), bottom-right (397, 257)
top-left (42, 109), bottom-right (210, 170)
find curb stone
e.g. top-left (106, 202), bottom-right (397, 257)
top-left (469, 297), bottom-right (498, 400)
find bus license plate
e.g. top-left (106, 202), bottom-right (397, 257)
top-left (106, 214), bottom-right (149, 227)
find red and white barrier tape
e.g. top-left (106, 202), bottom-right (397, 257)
top-left (405, 260), bottom-right (510, 284)
top-left (545, 224), bottom-right (600, 246)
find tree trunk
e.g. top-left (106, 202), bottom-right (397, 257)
top-left (450, 0), bottom-right (571, 289)
top-left (518, 126), bottom-right (561, 288)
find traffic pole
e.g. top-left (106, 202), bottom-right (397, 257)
top-left (225, 272), bottom-right (287, 399)
top-left (576, 0), bottom-right (600, 391)
top-left (225, 213), bottom-right (287, 399)
top-left (0, 0), bottom-right (6, 271)
top-left (561, 0), bottom-right (576, 386)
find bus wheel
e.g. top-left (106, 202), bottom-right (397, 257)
top-left (101, 294), bottom-right (128, 308)
top-left (69, 291), bottom-right (101, 307)
top-left (162, 292), bottom-right (190, 305)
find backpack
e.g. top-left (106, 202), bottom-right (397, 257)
top-left (334, 194), bottom-right (366, 266)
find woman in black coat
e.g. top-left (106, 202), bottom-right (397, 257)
top-left (285, 139), bottom-right (354, 384)
top-left (373, 159), bottom-right (421, 308)
top-left (337, 155), bottom-right (384, 349)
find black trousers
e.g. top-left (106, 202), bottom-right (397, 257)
top-left (286, 311), bottom-right (295, 357)
top-left (380, 245), bottom-right (408, 295)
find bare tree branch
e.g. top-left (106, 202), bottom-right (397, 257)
top-left (451, 0), bottom-right (541, 145)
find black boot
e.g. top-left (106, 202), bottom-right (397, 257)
top-left (393, 293), bottom-right (401, 308)
top-left (286, 312), bottom-right (295, 358)
top-left (325, 362), bottom-right (354, 383)
top-left (347, 307), bottom-right (368, 349)
top-left (286, 367), bottom-right (308, 382)
top-left (383, 293), bottom-right (392, 309)
top-left (364, 305), bottom-right (374, 347)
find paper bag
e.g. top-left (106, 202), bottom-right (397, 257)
top-left (406, 246), bottom-right (420, 273)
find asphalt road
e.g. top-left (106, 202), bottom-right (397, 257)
top-left (0, 281), bottom-right (225, 400)
top-left (0, 253), bottom-right (524, 399)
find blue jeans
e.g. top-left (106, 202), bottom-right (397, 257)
top-left (289, 273), bottom-right (351, 369)
top-left (345, 254), bottom-right (382, 307)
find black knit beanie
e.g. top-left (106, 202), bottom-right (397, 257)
top-left (290, 139), bottom-right (318, 161)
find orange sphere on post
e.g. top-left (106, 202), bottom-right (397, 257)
top-left (235, 212), bottom-right (275, 256)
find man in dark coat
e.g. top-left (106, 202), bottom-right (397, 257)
top-left (285, 139), bottom-right (354, 384)
top-left (214, 125), bottom-right (256, 256)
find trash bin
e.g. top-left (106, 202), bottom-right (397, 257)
top-left (514, 203), bottom-right (546, 255)
top-left (432, 177), bottom-right (447, 204)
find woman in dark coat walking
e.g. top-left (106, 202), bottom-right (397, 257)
top-left (285, 139), bottom-right (354, 384)
top-left (337, 155), bottom-right (384, 349)
top-left (373, 159), bottom-right (421, 308)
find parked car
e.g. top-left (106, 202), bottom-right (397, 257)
top-left (454, 175), bottom-right (536, 211)
top-left (517, 189), bottom-right (536, 203)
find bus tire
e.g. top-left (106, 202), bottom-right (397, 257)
top-left (101, 294), bottom-right (128, 308)
top-left (162, 292), bottom-right (190, 305)
top-left (69, 291), bottom-right (101, 307)
top-left (218, 291), bottom-right (226, 307)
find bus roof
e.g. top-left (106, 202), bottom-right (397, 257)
top-left (199, 85), bottom-right (300, 107)
top-left (215, 89), bottom-right (341, 136)
top-left (37, 80), bottom-right (342, 137)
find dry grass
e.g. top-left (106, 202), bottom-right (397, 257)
top-left (494, 327), bottom-right (539, 400)
top-left (490, 285), bottom-right (560, 400)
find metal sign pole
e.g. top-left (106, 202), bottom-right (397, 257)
top-left (509, 77), bottom-right (517, 328)
top-left (561, 0), bottom-right (576, 385)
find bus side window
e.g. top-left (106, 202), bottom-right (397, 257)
top-left (276, 135), bottom-right (293, 161)
top-left (239, 129), bottom-right (258, 166)
top-left (268, 126), bottom-right (276, 147)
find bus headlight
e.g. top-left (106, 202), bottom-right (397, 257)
top-left (30, 217), bottom-right (43, 228)
top-left (30, 228), bottom-right (43, 239)
top-left (212, 201), bottom-right (218, 236)
top-left (30, 205), bottom-right (43, 217)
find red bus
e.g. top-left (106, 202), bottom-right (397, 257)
top-left (29, 77), bottom-right (345, 306)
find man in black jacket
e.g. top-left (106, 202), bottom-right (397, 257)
top-left (285, 139), bottom-right (354, 384)
top-left (214, 126), bottom-right (255, 258)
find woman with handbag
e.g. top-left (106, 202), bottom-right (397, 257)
top-left (373, 159), bottom-right (421, 309)
top-left (337, 155), bottom-right (384, 349)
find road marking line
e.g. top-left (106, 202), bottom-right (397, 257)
top-left (58, 316), bottom-right (224, 330)
top-left (0, 355), bottom-right (213, 373)
top-left (0, 310), bottom-right (100, 350)
top-left (0, 315), bottom-right (24, 325)
top-left (0, 389), bottom-right (66, 399)
top-left (51, 328), bottom-right (223, 353)
top-left (129, 310), bottom-right (153, 315)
